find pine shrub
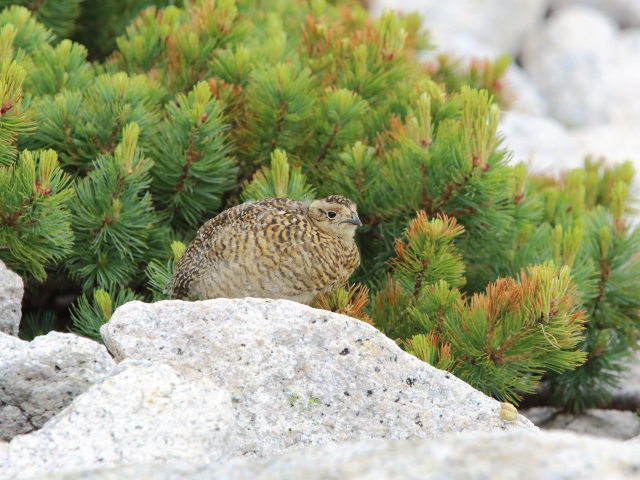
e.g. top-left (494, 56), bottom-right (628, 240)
top-left (1, 0), bottom-right (639, 411)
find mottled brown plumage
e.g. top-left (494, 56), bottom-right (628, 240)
top-left (169, 195), bottom-right (362, 304)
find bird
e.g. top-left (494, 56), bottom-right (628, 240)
top-left (168, 195), bottom-right (362, 304)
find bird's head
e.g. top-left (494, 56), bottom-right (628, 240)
top-left (307, 195), bottom-right (362, 240)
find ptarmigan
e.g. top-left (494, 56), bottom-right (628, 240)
top-left (169, 195), bottom-right (362, 303)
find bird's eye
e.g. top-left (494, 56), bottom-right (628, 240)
top-left (327, 210), bottom-right (337, 219)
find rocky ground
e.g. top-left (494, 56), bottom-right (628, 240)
top-left (2, 258), bottom-right (640, 479)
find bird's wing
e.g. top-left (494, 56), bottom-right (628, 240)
top-left (168, 198), bottom-right (301, 298)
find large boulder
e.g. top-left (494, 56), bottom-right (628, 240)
top-left (42, 431), bottom-right (640, 480)
top-left (0, 260), bottom-right (23, 336)
top-left (101, 298), bottom-right (535, 460)
top-left (0, 361), bottom-right (234, 480)
top-left (0, 331), bottom-right (115, 441)
top-left (521, 6), bottom-right (619, 127)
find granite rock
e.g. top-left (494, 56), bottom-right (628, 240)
top-left (522, 407), bottom-right (640, 440)
top-left (0, 361), bottom-right (234, 480)
top-left (0, 260), bottom-right (23, 336)
top-left (42, 431), bottom-right (640, 480)
top-left (0, 331), bottom-right (115, 441)
top-left (521, 6), bottom-right (618, 127)
top-left (102, 298), bottom-right (535, 460)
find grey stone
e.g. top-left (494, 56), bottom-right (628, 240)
top-left (499, 111), bottom-right (582, 174)
top-left (0, 331), bottom-right (115, 441)
top-left (608, 347), bottom-right (640, 409)
top-left (0, 360), bottom-right (234, 480)
top-left (551, 0), bottom-right (640, 27)
top-left (371, 0), bottom-right (548, 55)
top-left (521, 5), bottom-right (618, 127)
top-left (607, 29), bottom-right (640, 126)
top-left (0, 260), bottom-right (23, 336)
top-left (627, 434), bottom-right (640, 444)
top-left (570, 123), bottom-right (640, 181)
top-left (504, 65), bottom-right (549, 117)
top-left (40, 431), bottom-right (640, 480)
top-left (521, 407), bottom-right (640, 440)
top-left (102, 298), bottom-right (535, 460)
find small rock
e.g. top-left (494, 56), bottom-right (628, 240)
top-left (627, 434), bottom-right (640, 444)
top-left (503, 65), bottom-right (548, 117)
top-left (551, 0), bottom-right (640, 27)
top-left (371, 0), bottom-right (548, 55)
top-left (499, 402), bottom-right (519, 422)
top-left (0, 331), bottom-right (115, 441)
top-left (607, 29), bottom-right (640, 126)
top-left (102, 298), bottom-right (536, 460)
top-left (499, 111), bottom-right (582, 174)
top-left (0, 360), bottom-right (234, 480)
top-left (521, 407), bottom-right (640, 440)
top-left (521, 5), bottom-right (618, 127)
top-left (609, 347), bottom-right (640, 410)
top-left (43, 431), bottom-right (640, 480)
top-left (0, 259), bottom-right (23, 336)
top-left (570, 123), bottom-right (640, 175)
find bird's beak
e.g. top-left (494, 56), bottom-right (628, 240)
top-left (343, 214), bottom-right (362, 227)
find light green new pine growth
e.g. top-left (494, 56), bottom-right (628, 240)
top-left (0, 58), bottom-right (31, 164)
top-left (71, 285), bottom-right (141, 342)
top-left (241, 149), bottom-right (316, 202)
top-left (391, 212), bottom-right (466, 293)
top-left (406, 333), bottom-right (454, 371)
top-left (329, 142), bottom-right (382, 218)
top-left (510, 162), bottom-right (527, 198)
top-left (581, 159), bottom-right (634, 211)
top-left (24, 39), bottom-right (93, 95)
top-left (377, 9), bottom-right (408, 55)
top-left (27, 72), bottom-right (165, 169)
top-left (1, 0), bottom-right (83, 38)
top-left (67, 123), bottom-right (158, 289)
top-left (460, 86), bottom-right (499, 167)
top-left (114, 6), bottom-right (183, 72)
top-left (112, 0), bottom-right (246, 92)
top-left (260, 13), bottom-right (288, 64)
top-left (0, 24), bottom-right (16, 61)
top-left (611, 181), bottom-right (629, 231)
top-left (145, 240), bottom-right (186, 300)
top-left (171, 240), bottom-right (186, 260)
top-left (551, 224), bottom-right (583, 267)
top-left (0, 6), bottom-right (54, 54)
top-left (208, 45), bottom-right (254, 86)
top-left (94, 288), bottom-right (113, 320)
top-left (115, 122), bottom-right (140, 172)
top-left (0, 149), bottom-right (74, 280)
top-left (405, 93), bottom-right (433, 147)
